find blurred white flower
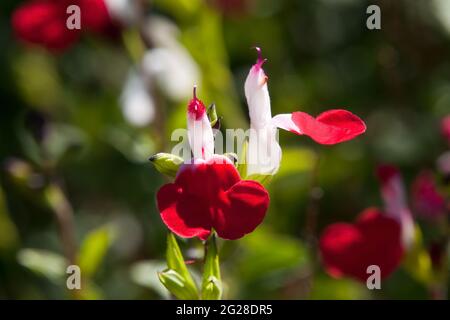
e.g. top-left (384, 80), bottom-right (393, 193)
top-left (120, 69), bottom-right (155, 127)
top-left (141, 15), bottom-right (200, 101)
top-left (433, 0), bottom-right (450, 35)
top-left (142, 48), bottom-right (200, 101)
top-left (104, 0), bottom-right (140, 26)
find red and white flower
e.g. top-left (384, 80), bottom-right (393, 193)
top-left (156, 91), bottom-right (270, 240)
top-left (244, 48), bottom-right (366, 175)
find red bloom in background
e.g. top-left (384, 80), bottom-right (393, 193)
top-left (78, 0), bottom-right (119, 36)
top-left (157, 156), bottom-right (269, 240)
top-left (12, 0), bottom-right (118, 52)
top-left (12, 0), bottom-right (80, 51)
top-left (411, 171), bottom-right (446, 220)
top-left (441, 115), bottom-right (450, 145)
top-left (319, 208), bottom-right (404, 282)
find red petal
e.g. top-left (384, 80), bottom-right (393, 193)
top-left (176, 156), bottom-right (240, 199)
top-left (291, 109), bottom-right (366, 145)
top-left (214, 180), bottom-right (269, 240)
top-left (157, 156), bottom-right (257, 240)
top-left (319, 208), bottom-right (404, 282)
top-left (157, 183), bottom-right (211, 239)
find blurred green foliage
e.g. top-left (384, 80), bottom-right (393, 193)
top-left (0, 0), bottom-right (449, 299)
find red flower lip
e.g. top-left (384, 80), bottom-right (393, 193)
top-left (157, 155), bottom-right (269, 240)
top-left (291, 110), bottom-right (366, 145)
top-left (319, 208), bottom-right (404, 282)
top-left (273, 109), bottom-right (366, 145)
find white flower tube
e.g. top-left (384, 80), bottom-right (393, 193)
top-left (187, 87), bottom-right (214, 161)
top-left (377, 165), bottom-right (415, 249)
top-left (245, 48), bottom-right (281, 176)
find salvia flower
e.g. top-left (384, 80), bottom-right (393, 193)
top-left (319, 208), bottom-right (404, 282)
top-left (244, 48), bottom-right (366, 176)
top-left (156, 91), bottom-right (269, 240)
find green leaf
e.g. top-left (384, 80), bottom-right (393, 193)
top-left (202, 276), bottom-right (222, 300)
top-left (311, 275), bottom-right (369, 300)
top-left (201, 233), bottom-right (222, 300)
top-left (207, 103), bottom-right (218, 127)
top-left (12, 51), bottom-right (64, 112)
top-left (149, 153), bottom-right (184, 177)
top-left (17, 248), bottom-right (67, 282)
top-left (403, 225), bottom-right (433, 285)
top-left (121, 28), bottom-right (146, 64)
top-left (236, 227), bottom-right (310, 283)
top-left (78, 225), bottom-right (115, 279)
top-left (158, 269), bottom-right (199, 300)
top-left (130, 260), bottom-right (170, 299)
top-left (0, 186), bottom-right (19, 252)
top-left (164, 233), bottom-right (199, 299)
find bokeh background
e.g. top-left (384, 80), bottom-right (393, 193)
top-left (0, 0), bottom-right (449, 299)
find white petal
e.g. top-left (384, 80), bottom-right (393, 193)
top-left (272, 113), bottom-right (301, 134)
top-left (247, 125), bottom-right (282, 176)
top-left (244, 65), bottom-right (272, 129)
top-left (187, 114), bottom-right (214, 161)
top-left (120, 70), bottom-right (155, 127)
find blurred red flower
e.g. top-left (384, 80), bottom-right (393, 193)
top-left (441, 115), bottom-right (450, 145)
top-left (411, 171), bottom-right (446, 220)
top-left (12, 0), bottom-right (80, 51)
top-left (12, 0), bottom-right (117, 52)
top-left (319, 208), bottom-right (404, 282)
top-left (157, 155), bottom-right (269, 240)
